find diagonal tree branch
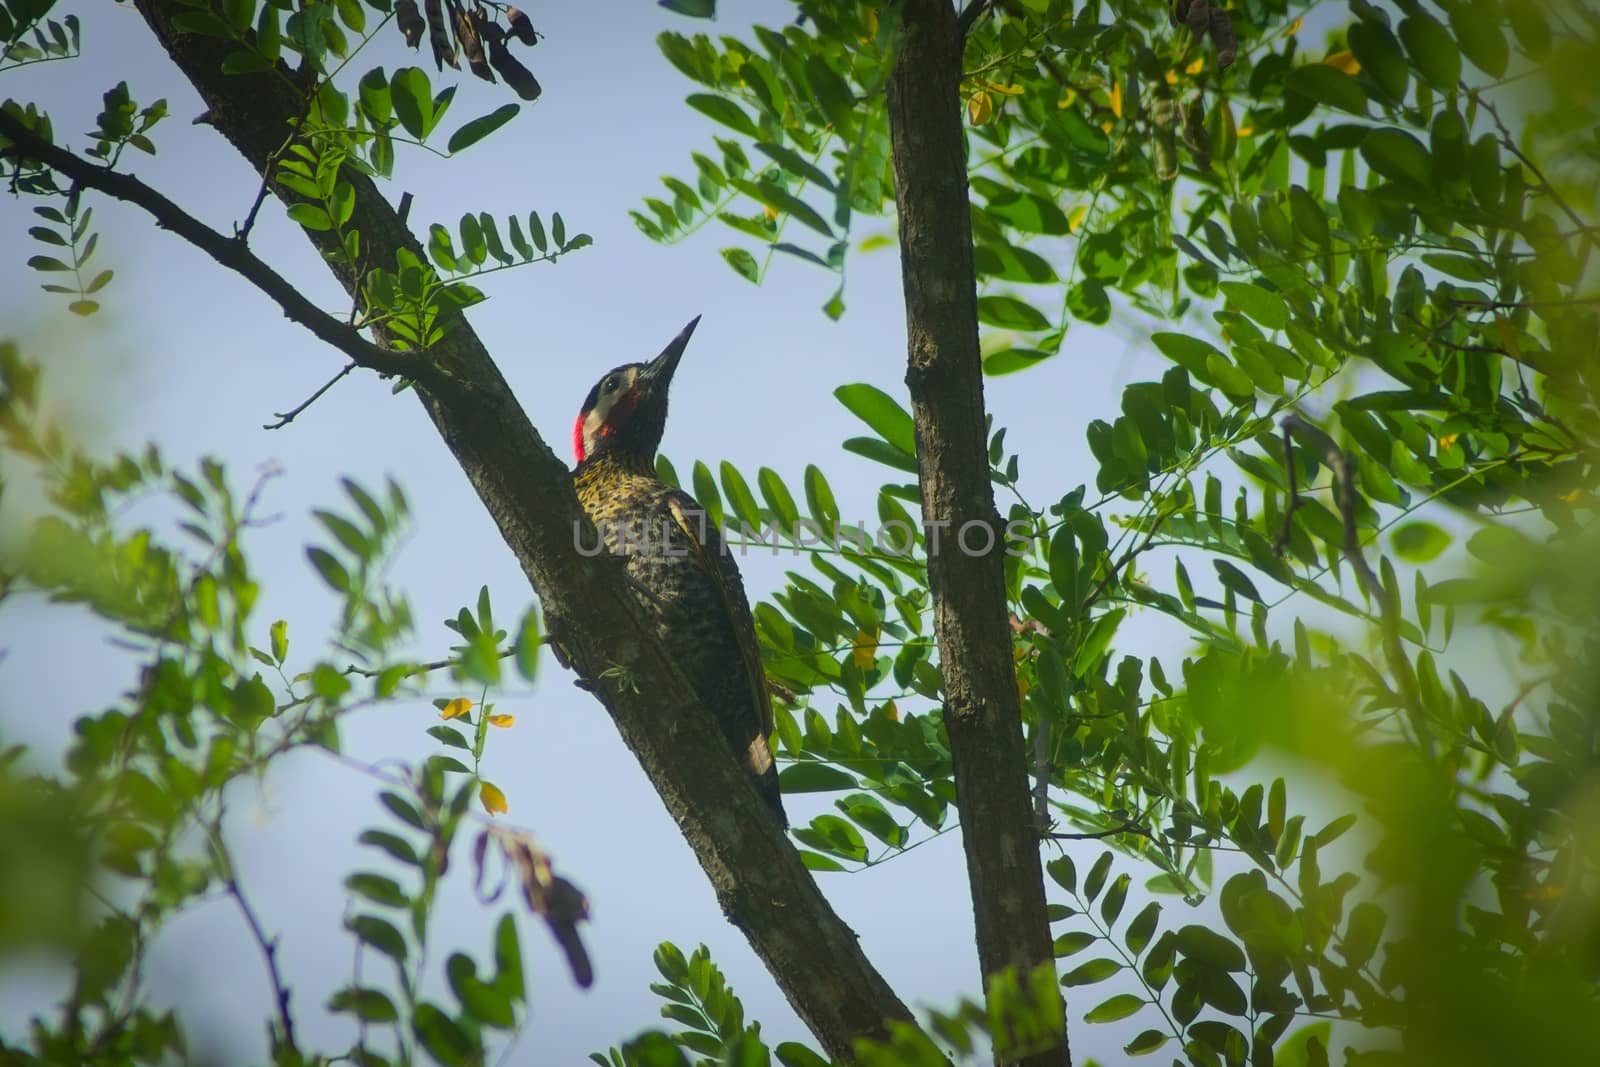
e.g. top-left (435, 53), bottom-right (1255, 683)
top-left (886, 4), bottom-right (1068, 1066)
top-left (117, 5), bottom-right (917, 1057)
top-left (0, 110), bottom-right (444, 391)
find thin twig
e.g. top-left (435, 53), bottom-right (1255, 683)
top-left (211, 817), bottom-right (299, 1057)
top-left (1478, 95), bottom-right (1600, 254)
top-left (265, 361), bottom-right (357, 430)
top-left (1044, 819), bottom-right (1152, 841)
top-left (957, 0), bottom-right (994, 36)
top-left (0, 110), bottom-right (456, 394)
top-left (1451, 295), bottom-right (1600, 311)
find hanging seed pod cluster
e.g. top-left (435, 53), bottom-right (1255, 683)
top-left (393, 0), bottom-right (542, 100)
top-left (1170, 0), bottom-right (1237, 70)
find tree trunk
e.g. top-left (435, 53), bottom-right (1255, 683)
top-left (886, 4), bottom-right (1069, 1066)
top-left (127, 5), bottom-right (914, 1057)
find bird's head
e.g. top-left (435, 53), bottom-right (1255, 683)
top-left (572, 316), bottom-right (701, 465)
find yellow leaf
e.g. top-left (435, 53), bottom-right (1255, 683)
top-left (1057, 89), bottom-right (1077, 109)
top-left (1324, 50), bottom-right (1361, 74)
top-left (762, 205), bottom-right (779, 223)
top-left (967, 89), bottom-right (995, 126)
top-left (1438, 433), bottom-right (1459, 448)
top-left (1559, 488), bottom-right (1584, 503)
top-left (851, 630), bottom-right (878, 670)
top-left (1067, 204), bottom-right (1089, 234)
top-left (488, 714), bottom-right (516, 728)
top-left (1165, 70), bottom-right (1180, 85)
top-left (480, 782), bottom-right (508, 815)
top-left (1016, 674), bottom-right (1031, 701)
top-left (858, 232), bottom-right (896, 253)
top-left (884, 700), bottom-right (900, 722)
top-left (1185, 56), bottom-right (1205, 75)
top-left (1100, 119), bottom-right (1114, 133)
top-left (440, 697), bottom-right (473, 720)
top-left (1237, 125), bottom-right (1256, 137)
top-left (1284, 16), bottom-right (1303, 37)
top-left (985, 81), bottom-right (1025, 96)
top-left (1108, 80), bottom-right (1123, 119)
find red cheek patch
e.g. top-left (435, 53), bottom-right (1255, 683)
top-left (572, 412), bottom-right (587, 462)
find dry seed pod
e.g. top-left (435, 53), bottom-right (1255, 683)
top-left (488, 33), bottom-right (542, 100)
top-left (506, 6), bottom-right (538, 46)
top-left (1170, 0), bottom-right (1190, 29)
top-left (1209, 5), bottom-right (1238, 69)
top-left (450, 0), bottom-right (493, 82)
top-left (424, 0), bottom-right (457, 71)
top-left (396, 0), bottom-right (424, 48)
top-left (1186, 0), bottom-right (1210, 38)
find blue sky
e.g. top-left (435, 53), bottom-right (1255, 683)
top-left (0, 3), bottom-right (1194, 1062)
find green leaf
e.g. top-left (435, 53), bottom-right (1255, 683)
top-left (1400, 12), bottom-right (1461, 90)
top-left (738, 178), bottom-right (834, 238)
top-left (1066, 279), bottom-right (1110, 324)
top-left (1083, 850), bottom-right (1113, 902)
top-left (977, 294), bottom-right (1050, 331)
top-left (778, 763), bottom-right (857, 792)
top-left (390, 67), bottom-right (433, 139)
top-left (358, 829), bottom-right (419, 866)
top-left (722, 247), bottom-right (760, 283)
top-left (1285, 64), bottom-right (1367, 115)
top-left (345, 872), bottom-right (408, 907)
top-left (1313, 812), bottom-right (1357, 846)
top-left (1053, 931), bottom-right (1097, 957)
top-left (1046, 854), bottom-right (1077, 893)
top-left (413, 1002), bottom-right (476, 1065)
top-left (287, 203), bottom-right (333, 231)
top-left (1219, 281), bottom-right (1288, 330)
top-left (1085, 993), bottom-right (1145, 1023)
top-left (686, 93), bottom-right (761, 138)
top-left (306, 547), bottom-right (351, 592)
top-left (1391, 521), bottom-right (1450, 562)
top-left (659, 0), bottom-right (716, 16)
top-left (1123, 1029), bottom-right (1168, 1056)
top-left (1061, 957), bottom-right (1120, 986)
top-left (1176, 925), bottom-right (1247, 971)
top-left (329, 985), bottom-right (399, 1022)
top-left (447, 103), bottom-right (519, 154)
top-left (1450, 4), bottom-right (1508, 76)
top-left (1124, 902), bottom-right (1161, 955)
top-left (347, 914), bottom-right (408, 961)
top-left (720, 461), bottom-right (763, 530)
top-left (1213, 560), bottom-right (1262, 603)
top-left (1349, 21), bottom-right (1409, 102)
top-left (1361, 129), bottom-right (1431, 188)
top-left (834, 384), bottom-right (917, 455)
top-left (754, 141), bottom-right (835, 191)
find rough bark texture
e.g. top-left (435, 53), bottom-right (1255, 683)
top-left (886, 5), bottom-right (1069, 1066)
top-left (127, 5), bottom-right (913, 1057)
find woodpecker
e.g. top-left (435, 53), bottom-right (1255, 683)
top-left (572, 317), bottom-right (786, 826)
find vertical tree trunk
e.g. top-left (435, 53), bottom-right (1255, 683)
top-left (886, 4), bottom-right (1069, 1066)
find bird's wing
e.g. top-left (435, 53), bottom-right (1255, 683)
top-left (664, 494), bottom-right (775, 751)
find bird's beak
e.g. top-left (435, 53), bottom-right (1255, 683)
top-left (639, 315), bottom-right (701, 390)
